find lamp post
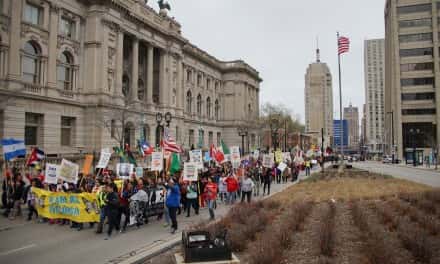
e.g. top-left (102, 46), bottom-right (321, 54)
top-left (238, 126), bottom-right (248, 156)
top-left (155, 112), bottom-right (173, 147)
top-left (386, 111), bottom-right (395, 164)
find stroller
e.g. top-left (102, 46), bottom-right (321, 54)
top-left (129, 189), bottom-right (149, 227)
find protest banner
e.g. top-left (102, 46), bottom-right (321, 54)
top-left (262, 154), bottom-right (274, 168)
top-left (277, 162), bottom-right (288, 172)
top-left (230, 146), bottom-right (241, 169)
top-left (135, 167), bottom-right (144, 178)
top-left (151, 152), bottom-right (163, 171)
top-left (82, 154), bottom-right (94, 175)
top-left (117, 163), bottom-right (134, 178)
top-left (183, 162), bottom-right (198, 182)
top-left (32, 187), bottom-right (100, 223)
top-left (45, 163), bottom-right (59, 184)
top-left (58, 159), bottom-right (79, 184)
top-left (189, 149), bottom-right (203, 169)
top-left (275, 150), bottom-right (283, 163)
top-left (96, 148), bottom-right (112, 169)
top-left (283, 152), bottom-right (292, 162)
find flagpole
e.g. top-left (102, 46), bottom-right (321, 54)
top-left (337, 32), bottom-right (344, 163)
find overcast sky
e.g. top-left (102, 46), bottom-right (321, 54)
top-left (151, 0), bottom-right (385, 122)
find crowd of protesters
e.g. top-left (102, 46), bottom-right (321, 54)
top-left (1, 155), bottom-right (317, 239)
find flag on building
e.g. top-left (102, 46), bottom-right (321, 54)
top-left (26, 147), bottom-right (45, 167)
top-left (1, 138), bottom-right (26, 161)
top-left (162, 127), bottom-right (183, 153)
top-left (124, 144), bottom-right (137, 166)
top-left (338, 36), bottom-right (350, 55)
top-left (138, 140), bottom-right (153, 156)
top-left (210, 144), bottom-right (225, 163)
top-left (220, 140), bottom-right (230, 155)
top-left (170, 153), bottom-right (181, 174)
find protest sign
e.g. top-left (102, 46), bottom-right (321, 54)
top-left (32, 187), bottom-right (99, 223)
top-left (275, 150), bottom-right (283, 163)
top-left (189, 149), bottom-right (203, 169)
top-left (58, 159), bottom-right (79, 184)
top-left (253, 150), bottom-right (260, 160)
top-left (82, 154), bottom-right (94, 175)
top-left (230, 146), bottom-right (241, 162)
top-left (96, 148), bottom-right (112, 169)
top-left (117, 163), bottom-right (134, 178)
top-left (135, 167), bottom-right (144, 178)
top-left (183, 162), bottom-right (198, 182)
top-left (277, 162), bottom-right (288, 172)
top-left (45, 163), bottom-right (59, 184)
top-left (203, 152), bottom-right (211, 162)
top-left (262, 153), bottom-right (274, 168)
top-left (151, 152), bottom-right (163, 171)
top-left (283, 152), bottom-right (292, 162)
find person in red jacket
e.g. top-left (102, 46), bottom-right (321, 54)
top-left (204, 177), bottom-right (218, 220)
top-left (224, 173), bottom-right (238, 204)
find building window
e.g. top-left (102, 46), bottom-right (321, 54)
top-left (186, 91), bottom-right (192, 113)
top-left (402, 93), bottom-right (436, 101)
top-left (400, 47), bottom-right (433, 57)
top-left (403, 122), bottom-right (436, 149)
top-left (122, 75), bottom-right (130, 97)
top-left (399, 33), bottom-right (432, 43)
top-left (215, 99), bottom-right (220, 120)
top-left (400, 62), bottom-right (434, 72)
top-left (22, 41), bottom-right (41, 84)
top-left (23, 2), bottom-right (42, 26)
top-left (57, 51), bottom-right (74, 90)
top-left (402, 109), bottom-right (436, 115)
top-left (401, 77), bottom-right (434, 86)
top-left (111, 119), bottom-right (116, 138)
top-left (399, 18), bottom-right (432, 28)
top-left (59, 17), bottom-right (75, 39)
top-left (138, 79), bottom-right (145, 100)
top-left (61, 116), bottom-right (75, 146)
top-left (248, 104), bottom-right (252, 118)
top-left (206, 78), bottom-right (211, 89)
top-left (197, 74), bottom-right (202, 86)
top-left (197, 94), bottom-right (202, 116)
top-left (186, 70), bottom-right (192, 82)
top-left (189, 129), bottom-right (194, 147)
top-left (198, 129), bottom-right (204, 148)
top-left (397, 4), bottom-right (431, 14)
top-left (208, 131), bottom-right (213, 147)
top-left (206, 97), bottom-right (211, 118)
top-left (215, 81), bottom-right (219, 90)
top-left (217, 132), bottom-right (221, 146)
top-left (25, 113), bottom-right (43, 146)
top-left (142, 125), bottom-right (150, 142)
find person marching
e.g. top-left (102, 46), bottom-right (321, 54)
top-left (104, 183), bottom-right (120, 240)
top-left (204, 177), bottom-right (218, 220)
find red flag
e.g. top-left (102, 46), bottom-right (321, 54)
top-left (210, 144), bottom-right (224, 163)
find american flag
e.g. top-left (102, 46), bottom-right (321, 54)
top-left (338, 36), bottom-right (350, 55)
top-left (162, 127), bottom-right (183, 153)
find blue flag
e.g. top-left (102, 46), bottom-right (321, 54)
top-left (1, 138), bottom-right (26, 161)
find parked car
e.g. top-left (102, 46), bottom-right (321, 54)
top-left (382, 155), bottom-right (392, 164)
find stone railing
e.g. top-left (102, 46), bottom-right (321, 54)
top-left (24, 83), bottom-right (43, 94)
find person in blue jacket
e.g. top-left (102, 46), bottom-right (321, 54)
top-left (165, 178), bottom-right (180, 234)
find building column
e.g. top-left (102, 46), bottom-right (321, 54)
top-left (177, 57), bottom-right (184, 110)
top-left (146, 45), bottom-right (154, 105)
top-left (7, 0), bottom-right (22, 80)
top-left (47, 7), bottom-right (59, 88)
top-left (115, 29), bottom-right (124, 97)
top-left (159, 51), bottom-right (166, 106)
top-left (131, 38), bottom-right (139, 102)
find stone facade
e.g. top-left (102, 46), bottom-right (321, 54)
top-left (0, 0), bottom-right (262, 156)
top-left (343, 103), bottom-right (359, 149)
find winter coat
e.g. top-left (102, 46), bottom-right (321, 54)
top-left (165, 184), bottom-right (181, 208)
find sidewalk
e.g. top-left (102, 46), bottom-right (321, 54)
top-left (393, 162), bottom-right (440, 173)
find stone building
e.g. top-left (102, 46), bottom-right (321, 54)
top-left (0, 0), bottom-right (262, 157)
top-left (343, 103), bottom-right (359, 149)
top-left (304, 49), bottom-right (333, 148)
top-left (385, 0), bottom-right (438, 161)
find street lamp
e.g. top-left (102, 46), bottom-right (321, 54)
top-left (155, 112), bottom-right (173, 146)
top-left (409, 128), bottom-right (421, 167)
top-left (164, 112), bottom-right (172, 127)
top-left (237, 126), bottom-right (248, 156)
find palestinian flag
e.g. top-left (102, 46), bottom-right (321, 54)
top-left (113, 146), bottom-right (127, 162)
top-left (170, 153), bottom-right (181, 174)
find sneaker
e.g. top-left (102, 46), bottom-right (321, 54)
top-left (163, 223), bottom-right (169, 228)
top-left (104, 236), bottom-right (110, 240)
top-left (170, 228), bottom-right (176, 234)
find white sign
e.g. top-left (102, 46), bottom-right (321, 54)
top-left (96, 148), bottom-right (112, 169)
top-left (262, 153), bottom-right (274, 168)
top-left (183, 162), bottom-right (198, 182)
top-left (277, 162), bottom-right (288, 172)
top-left (135, 167), bottom-right (144, 178)
top-left (283, 152), bottom-right (292, 162)
top-left (253, 150), bottom-right (260, 160)
top-left (117, 163), bottom-right (134, 178)
top-left (58, 159), bottom-right (79, 184)
top-left (44, 163), bottom-right (59, 184)
top-left (151, 152), bottom-right (163, 171)
top-left (189, 149), bottom-right (203, 169)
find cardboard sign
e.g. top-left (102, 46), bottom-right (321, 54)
top-left (203, 152), bottom-right (211, 162)
top-left (253, 150), bottom-right (260, 160)
top-left (277, 162), bottom-right (287, 172)
top-left (183, 162), bottom-right (198, 182)
top-left (135, 167), bottom-right (144, 178)
top-left (117, 163), bottom-right (134, 178)
top-left (82, 154), bottom-right (94, 175)
top-left (96, 148), bottom-right (112, 169)
top-left (189, 149), bottom-right (203, 169)
top-left (275, 151), bottom-right (283, 163)
top-left (151, 152), bottom-right (163, 171)
top-left (262, 154), bottom-right (274, 168)
top-left (58, 159), bottom-right (79, 184)
top-left (283, 152), bottom-right (292, 162)
top-left (45, 163), bottom-right (59, 184)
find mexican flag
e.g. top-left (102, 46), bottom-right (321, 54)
top-left (220, 140), bottom-right (230, 155)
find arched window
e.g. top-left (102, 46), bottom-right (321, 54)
top-left (57, 51), bottom-right (74, 90)
top-left (142, 124), bottom-right (150, 142)
top-left (197, 94), bottom-right (202, 116)
top-left (206, 97), bottom-right (211, 118)
top-left (122, 75), bottom-right (130, 97)
top-left (22, 41), bottom-right (41, 84)
top-left (215, 99), bottom-right (220, 120)
top-left (138, 78), bottom-right (145, 100)
top-left (248, 104), bottom-right (252, 118)
top-left (186, 91), bottom-right (192, 113)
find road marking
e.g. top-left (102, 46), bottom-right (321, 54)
top-left (0, 244), bottom-right (37, 256)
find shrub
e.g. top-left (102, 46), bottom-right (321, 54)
top-left (245, 230), bottom-right (282, 264)
top-left (424, 190), bottom-right (440, 204)
top-left (418, 199), bottom-right (436, 215)
top-left (319, 202), bottom-right (336, 257)
top-left (397, 222), bottom-right (432, 263)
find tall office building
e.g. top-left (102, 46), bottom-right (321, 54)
top-left (385, 1), bottom-right (438, 161)
top-left (305, 49), bottom-right (333, 147)
top-left (364, 39), bottom-right (385, 157)
top-left (344, 103), bottom-right (359, 149)
top-left (361, 104), bottom-right (367, 149)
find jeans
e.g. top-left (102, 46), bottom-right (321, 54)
top-left (305, 167), bottom-right (311, 176)
top-left (164, 205), bottom-right (171, 225)
top-left (186, 198), bottom-right (199, 216)
top-left (227, 192), bottom-right (236, 204)
top-left (168, 206), bottom-right (178, 230)
top-left (27, 201), bottom-right (38, 220)
top-left (207, 199), bottom-right (215, 220)
top-left (107, 211), bottom-right (119, 236)
top-left (241, 191), bottom-right (252, 203)
top-left (119, 205), bottom-right (130, 230)
top-left (263, 182), bottom-right (271, 195)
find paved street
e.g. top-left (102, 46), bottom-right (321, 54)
top-left (353, 161), bottom-right (440, 188)
top-left (0, 171), bottom-right (312, 264)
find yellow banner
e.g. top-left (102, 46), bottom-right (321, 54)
top-left (32, 188), bottom-right (100, 223)
top-left (275, 150), bottom-right (283, 163)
